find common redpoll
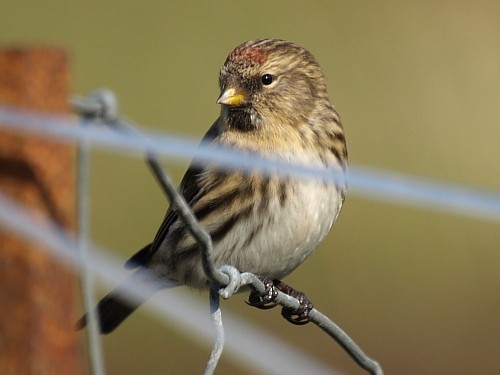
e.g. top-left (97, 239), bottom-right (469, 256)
top-left (80, 39), bottom-right (347, 333)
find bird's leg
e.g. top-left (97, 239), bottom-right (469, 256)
top-left (246, 276), bottom-right (279, 310)
top-left (274, 280), bottom-right (313, 325)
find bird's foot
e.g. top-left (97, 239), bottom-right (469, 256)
top-left (246, 276), bottom-right (279, 310)
top-left (274, 280), bottom-right (313, 325)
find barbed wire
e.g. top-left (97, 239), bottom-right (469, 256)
top-left (1, 91), bottom-right (499, 374)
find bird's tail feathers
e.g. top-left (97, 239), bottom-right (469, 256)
top-left (76, 268), bottom-right (175, 334)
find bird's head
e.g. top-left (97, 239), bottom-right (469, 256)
top-left (218, 39), bottom-right (328, 132)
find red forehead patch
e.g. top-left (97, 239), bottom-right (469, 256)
top-left (228, 44), bottom-right (267, 65)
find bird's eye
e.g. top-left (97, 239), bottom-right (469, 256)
top-left (261, 74), bottom-right (274, 85)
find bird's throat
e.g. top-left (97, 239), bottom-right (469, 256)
top-left (223, 106), bottom-right (259, 132)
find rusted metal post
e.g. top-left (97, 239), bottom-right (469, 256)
top-left (0, 48), bottom-right (81, 374)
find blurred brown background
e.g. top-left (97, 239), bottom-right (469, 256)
top-left (1, 1), bottom-right (499, 374)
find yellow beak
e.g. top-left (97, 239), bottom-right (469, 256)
top-left (217, 87), bottom-right (246, 106)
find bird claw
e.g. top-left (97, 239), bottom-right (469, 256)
top-left (246, 276), bottom-right (279, 310)
top-left (280, 294), bottom-right (313, 325)
top-left (275, 280), bottom-right (313, 325)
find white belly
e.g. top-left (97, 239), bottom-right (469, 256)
top-left (216, 179), bottom-right (343, 280)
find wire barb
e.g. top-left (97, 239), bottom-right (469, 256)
top-left (70, 88), bottom-right (118, 123)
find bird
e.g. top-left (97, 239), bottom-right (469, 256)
top-left (78, 39), bottom-right (348, 334)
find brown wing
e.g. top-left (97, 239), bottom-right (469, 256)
top-left (124, 118), bottom-right (223, 268)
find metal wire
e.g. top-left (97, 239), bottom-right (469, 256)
top-left (71, 89), bottom-right (122, 375)
top-left (1, 104), bottom-right (499, 223)
top-left (76, 119), bottom-right (106, 375)
top-left (203, 284), bottom-right (225, 375)
top-left (309, 309), bottom-right (383, 374)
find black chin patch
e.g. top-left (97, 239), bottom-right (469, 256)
top-left (226, 106), bottom-right (257, 132)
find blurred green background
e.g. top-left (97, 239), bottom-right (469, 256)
top-left (2, 1), bottom-right (499, 374)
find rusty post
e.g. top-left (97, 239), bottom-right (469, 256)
top-left (0, 48), bottom-right (81, 374)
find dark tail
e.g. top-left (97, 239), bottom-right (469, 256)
top-left (76, 269), bottom-right (172, 334)
top-left (76, 292), bottom-right (143, 334)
